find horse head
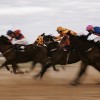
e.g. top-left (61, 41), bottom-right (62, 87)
top-left (0, 35), bottom-right (12, 45)
top-left (36, 33), bottom-right (56, 45)
top-left (43, 34), bottom-right (56, 45)
top-left (35, 33), bottom-right (59, 51)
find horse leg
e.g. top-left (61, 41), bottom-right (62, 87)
top-left (11, 64), bottom-right (17, 74)
top-left (25, 61), bottom-right (37, 73)
top-left (53, 66), bottom-right (59, 71)
top-left (93, 63), bottom-right (100, 85)
top-left (5, 64), bottom-right (13, 73)
top-left (0, 61), bottom-right (12, 72)
top-left (94, 63), bottom-right (100, 72)
top-left (31, 61), bottom-right (37, 70)
top-left (16, 65), bottom-right (24, 74)
top-left (12, 64), bottom-right (24, 74)
top-left (70, 61), bottom-right (88, 86)
top-left (61, 65), bottom-right (66, 70)
top-left (34, 61), bottom-right (52, 79)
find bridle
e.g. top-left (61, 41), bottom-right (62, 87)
top-left (43, 36), bottom-right (55, 46)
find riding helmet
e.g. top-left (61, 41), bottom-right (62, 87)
top-left (86, 25), bottom-right (94, 31)
top-left (7, 30), bottom-right (13, 35)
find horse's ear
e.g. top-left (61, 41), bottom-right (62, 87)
top-left (41, 33), bottom-right (45, 36)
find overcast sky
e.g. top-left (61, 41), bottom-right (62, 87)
top-left (0, 0), bottom-right (100, 43)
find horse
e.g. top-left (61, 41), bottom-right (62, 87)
top-left (27, 34), bottom-right (59, 72)
top-left (34, 33), bottom-right (100, 85)
top-left (0, 35), bottom-right (49, 74)
top-left (33, 33), bottom-right (81, 78)
top-left (67, 33), bottom-right (100, 85)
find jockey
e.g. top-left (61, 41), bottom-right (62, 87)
top-left (55, 26), bottom-right (77, 51)
top-left (7, 29), bottom-right (28, 51)
top-left (86, 25), bottom-right (100, 36)
top-left (86, 25), bottom-right (100, 42)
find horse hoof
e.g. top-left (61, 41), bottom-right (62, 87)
top-left (10, 70), bottom-right (13, 73)
top-left (33, 74), bottom-right (42, 80)
top-left (54, 69), bottom-right (59, 72)
top-left (69, 81), bottom-right (80, 86)
top-left (33, 75), bottom-right (39, 79)
top-left (15, 71), bottom-right (24, 74)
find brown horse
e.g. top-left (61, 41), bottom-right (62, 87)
top-left (33, 34), bottom-right (80, 78)
top-left (34, 33), bottom-right (100, 85)
top-left (0, 35), bottom-right (49, 74)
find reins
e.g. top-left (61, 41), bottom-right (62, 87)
top-left (43, 37), bottom-right (53, 45)
top-left (2, 46), bottom-right (14, 55)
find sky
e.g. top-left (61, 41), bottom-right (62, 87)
top-left (0, 0), bottom-right (100, 43)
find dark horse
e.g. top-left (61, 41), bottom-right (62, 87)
top-left (0, 35), bottom-right (49, 74)
top-left (34, 33), bottom-right (81, 77)
top-left (34, 33), bottom-right (100, 85)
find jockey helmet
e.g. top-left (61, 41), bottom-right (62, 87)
top-left (86, 25), bottom-right (94, 31)
top-left (57, 26), bottom-right (66, 33)
top-left (7, 30), bottom-right (13, 35)
top-left (57, 26), bottom-right (65, 32)
top-left (14, 29), bottom-right (21, 34)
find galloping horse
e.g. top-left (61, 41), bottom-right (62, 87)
top-left (68, 33), bottom-right (100, 85)
top-left (34, 33), bottom-right (100, 85)
top-left (0, 35), bottom-right (49, 74)
top-left (34, 33), bottom-right (81, 77)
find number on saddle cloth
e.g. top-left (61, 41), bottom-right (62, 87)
top-left (14, 44), bottom-right (26, 52)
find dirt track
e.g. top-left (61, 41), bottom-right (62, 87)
top-left (0, 59), bottom-right (100, 100)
